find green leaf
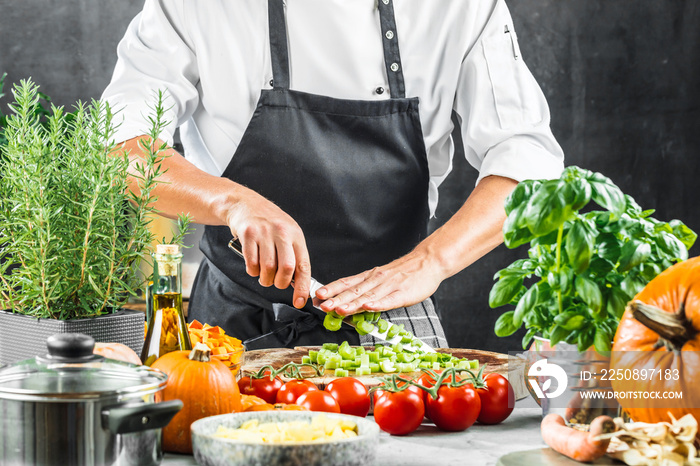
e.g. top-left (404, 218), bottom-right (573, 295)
top-left (488, 274), bottom-right (524, 308)
top-left (522, 328), bottom-right (537, 350)
top-left (565, 178), bottom-right (592, 211)
top-left (494, 311), bottom-right (520, 337)
top-left (554, 311), bottom-right (586, 331)
top-left (513, 285), bottom-right (538, 326)
top-left (586, 172), bottom-right (626, 219)
top-left (503, 204), bottom-right (535, 248)
top-left (578, 328), bottom-right (596, 352)
top-left (654, 232), bottom-right (685, 261)
top-left (618, 240), bottom-right (652, 272)
top-left (669, 219), bottom-right (697, 251)
top-left (523, 180), bottom-right (574, 236)
top-left (620, 274), bottom-right (646, 300)
top-left (594, 328), bottom-right (612, 353)
top-left (504, 180), bottom-right (540, 215)
top-left (596, 233), bottom-right (622, 263)
top-left (606, 288), bottom-right (631, 319)
top-left (565, 220), bottom-right (596, 273)
top-left (549, 325), bottom-right (569, 347)
top-left (575, 275), bottom-right (603, 314)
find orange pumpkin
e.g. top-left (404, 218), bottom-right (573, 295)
top-left (93, 342), bottom-right (142, 365)
top-left (611, 256), bottom-right (700, 427)
top-left (152, 342), bottom-right (242, 453)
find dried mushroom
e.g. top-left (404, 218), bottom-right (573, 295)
top-left (597, 413), bottom-right (700, 465)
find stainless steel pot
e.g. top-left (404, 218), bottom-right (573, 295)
top-left (0, 333), bottom-right (182, 466)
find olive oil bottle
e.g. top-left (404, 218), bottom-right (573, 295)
top-left (141, 244), bottom-right (192, 366)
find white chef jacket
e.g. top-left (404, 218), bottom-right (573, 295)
top-left (102, 0), bottom-right (564, 216)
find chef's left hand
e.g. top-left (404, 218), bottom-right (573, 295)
top-left (314, 248), bottom-right (444, 316)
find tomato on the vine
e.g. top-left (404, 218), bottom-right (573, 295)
top-left (325, 377), bottom-right (370, 417)
top-left (373, 388), bottom-right (425, 436)
top-left (276, 379), bottom-right (318, 404)
top-left (296, 390), bottom-right (341, 413)
top-left (373, 378), bottom-right (423, 406)
top-left (425, 383), bottom-right (481, 432)
top-left (237, 371), bottom-right (283, 404)
top-left (476, 373), bottom-right (514, 425)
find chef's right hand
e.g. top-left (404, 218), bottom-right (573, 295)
top-left (226, 187), bottom-right (311, 309)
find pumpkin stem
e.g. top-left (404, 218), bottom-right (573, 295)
top-left (188, 342), bottom-right (212, 362)
top-left (630, 300), bottom-right (695, 351)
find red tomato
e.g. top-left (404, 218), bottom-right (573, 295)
top-left (425, 384), bottom-right (481, 432)
top-left (276, 379), bottom-right (318, 404)
top-left (296, 390), bottom-right (341, 413)
top-left (476, 373), bottom-right (514, 425)
top-left (237, 371), bottom-right (283, 404)
top-left (417, 370), bottom-right (463, 418)
top-left (325, 377), bottom-right (370, 417)
top-left (373, 379), bottom-right (423, 406)
top-left (373, 389), bottom-right (425, 436)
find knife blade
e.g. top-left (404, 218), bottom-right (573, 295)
top-left (227, 238), bottom-right (436, 353)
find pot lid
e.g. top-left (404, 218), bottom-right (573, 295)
top-left (0, 334), bottom-right (167, 402)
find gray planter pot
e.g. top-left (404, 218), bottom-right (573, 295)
top-left (0, 309), bottom-right (144, 365)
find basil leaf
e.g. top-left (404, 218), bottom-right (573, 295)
top-left (489, 274), bottom-right (524, 308)
top-left (670, 219), bottom-right (698, 250)
top-left (606, 288), bottom-right (631, 319)
top-left (504, 180), bottom-right (540, 215)
top-left (596, 233), bottom-right (622, 263)
top-left (523, 180), bottom-right (573, 236)
top-left (522, 328), bottom-right (537, 350)
top-left (578, 328), bottom-right (595, 352)
top-left (654, 232), bottom-right (685, 261)
top-left (594, 327), bottom-right (612, 353)
top-left (494, 311), bottom-right (520, 337)
top-left (618, 240), bottom-right (652, 272)
top-left (620, 274), bottom-right (646, 299)
top-left (548, 324), bottom-right (569, 347)
top-left (554, 311), bottom-right (585, 331)
top-left (566, 220), bottom-right (595, 273)
top-left (574, 275), bottom-right (603, 314)
top-left (566, 178), bottom-right (592, 211)
top-left (586, 172), bottom-right (626, 219)
top-left (503, 204), bottom-right (535, 248)
top-left (513, 285), bottom-right (538, 326)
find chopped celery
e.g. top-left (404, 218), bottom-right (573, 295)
top-left (334, 368), bottom-right (349, 377)
top-left (322, 342), bottom-right (339, 351)
top-left (391, 342), bottom-right (403, 353)
top-left (379, 359), bottom-right (396, 373)
top-left (308, 350), bottom-right (318, 363)
top-left (360, 353), bottom-right (370, 368)
top-left (356, 367), bottom-right (371, 376)
top-left (377, 319), bottom-right (390, 333)
top-left (368, 351), bottom-right (380, 363)
top-left (355, 320), bottom-right (376, 336)
top-left (301, 355), bottom-right (311, 364)
top-left (400, 335), bottom-right (413, 344)
top-left (386, 324), bottom-right (401, 339)
top-left (323, 313), bottom-right (343, 332)
top-left (324, 360), bottom-right (338, 370)
top-left (369, 363), bottom-right (381, 373)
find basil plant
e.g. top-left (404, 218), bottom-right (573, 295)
top-left (489, 166), bottom-right (697, 353)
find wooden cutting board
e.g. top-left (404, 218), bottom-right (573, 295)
top-left (240, 347), bottom-right (528, 400)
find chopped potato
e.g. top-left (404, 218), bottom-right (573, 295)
top-left (213, 414), bottom-right (358, 444)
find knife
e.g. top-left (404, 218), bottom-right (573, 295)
top-left (227, 238), bottom-right (436, 353)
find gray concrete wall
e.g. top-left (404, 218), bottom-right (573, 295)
top-left (2, 0), bottom-right (699, 352)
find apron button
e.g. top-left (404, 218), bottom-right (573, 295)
top-left (385, 30), bottom-right (394, 40)
top-left (390, 63), bottom-right (400, 72)
top-left (375, 87), bottom-right (385, 95)
top-left (382, 0), bottom-right (390, 4)
top-left (269, 79), bottom-right (274, 87)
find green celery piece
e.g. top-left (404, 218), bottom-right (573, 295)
top-left (377, 319), bottom-right (390, 333)
top-left (469, 360), bottom-right (479, 370)
top-left (444, 361), bottom-right (454, 368)
top-left (360, 353), bottom-right (370, 367)
top-left (380, 359), bottom-right (397, 373)
top-left (412, 339), bottom-right (424, 348)
top-left (324, 360), bottom-right (338, 370)
top-left (456, 360), bottom-right (469, 370)
top-left (369, 362), bottom-right (381, 373)
top-left (356, 320), bottom-right (376, 335)
top-left (341, 360), bottom-right (358, 370)
top-left (334, 368), bottom-right (349, 377)
top-left (401, 335), bottom-right (413, 344)
top-left (352, 313), bottom-right (365, 323)
top-left (356, 366), bottom-right (371, 376)
top-left (317, 353), bottom-right (327, 365)
top-left (356, 346), bottom-right (366, 355)
top-left (339, 345), bottom-right (355, 361)
top-left (323, 312), bottom-right (343, 332)
top-left (391, 342), bottom-right (403, 353)
top-left (386, 324), bottom-right (401, 339)
top-left (432, 362), bottom-right (441, 371)
top-left (301, 355), bottom-right (311, 364)
top-left (308, 350), bottom-right (319, 363)
top-left (418, 361), bottom-right (431, 369)
top-left (368, 351), bottom-right (380, 363)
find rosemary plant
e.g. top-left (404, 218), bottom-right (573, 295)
top-left (0, 79), bottom-right (170, 319)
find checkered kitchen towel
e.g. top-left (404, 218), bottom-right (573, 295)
top-left (359, 298), bottom-right (448, 348)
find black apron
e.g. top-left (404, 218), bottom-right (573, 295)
top-left (189, 0), bottom-right (433, 349)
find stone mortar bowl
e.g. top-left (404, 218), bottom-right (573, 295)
top-left (191, 410), bottom-right (379, 466)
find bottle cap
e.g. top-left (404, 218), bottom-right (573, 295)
top-left (156, 244), bottom-right (180, 255)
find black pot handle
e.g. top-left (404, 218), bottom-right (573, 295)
top-left (103, 399), bottom-right (183, 434)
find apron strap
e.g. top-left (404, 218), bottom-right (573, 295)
top-left (268, 0), bottom-right (291, 89)
top-left (267, 0), bottom-right (407, 98)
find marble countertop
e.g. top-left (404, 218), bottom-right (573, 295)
top-left (162, 399), bottom-right (547, 466)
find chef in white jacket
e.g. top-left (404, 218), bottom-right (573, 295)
top-left (102, 0), bottom-right (564, 349)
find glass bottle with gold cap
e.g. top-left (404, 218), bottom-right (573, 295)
top-left (141, 244), bottom-right (192, 366)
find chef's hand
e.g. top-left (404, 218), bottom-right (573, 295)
top-left (314, 248), bottom-right (444, 316)
top-left (227, 186), bottom-right (312, 310)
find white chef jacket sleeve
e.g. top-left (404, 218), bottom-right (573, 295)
top-left (454, 0), bottom-right (564, 185)
top-left (101, 0), bottom-right (199, 146)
